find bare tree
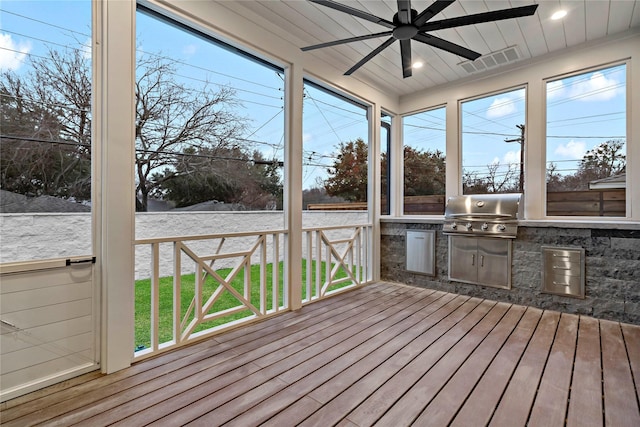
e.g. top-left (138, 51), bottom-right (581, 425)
top-left (463, 161), bottom-right (518, 194)
top-left (1, 49), bottom-right (91, 200)
top-left (134, 55), bottom-right (247, 211)
top-left (2, 49), bottom-right (250, 210)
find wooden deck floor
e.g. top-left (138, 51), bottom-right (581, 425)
top-left (2, 282), bottom-right (639, 426)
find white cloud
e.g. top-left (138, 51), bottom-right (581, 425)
top-left (486, 96), bottom-right (517, 119)
top-left (554, 140), bottom-right (586, 160)
top-left (503, 150), bottom-right (521, 166)
top-left (568, 71), bottom-right (623, 102)
top-left (302, 133), bottom-right (313, 144)
top-left (0, 33), bottom-right (32, 71)
top-left (546, 79), bottom-right (565, 100)
top-left (81, 37), bottom-right (92, 59)
top-left (182, 44), bottom-right (198, 56)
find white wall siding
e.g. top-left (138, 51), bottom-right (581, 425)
top-left (0, 264), bottom-right (97, 400)
top-left (0, 211), bottom-right (368, 279)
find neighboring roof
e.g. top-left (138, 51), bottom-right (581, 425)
top-left (172, 200), bottom-right (245, 211)
top-left (0, 190), bottom-right (91, 213)
top-left (146, 198), bottom-right (175, 212)
top-left (589, 173), bottom-right (626, 190)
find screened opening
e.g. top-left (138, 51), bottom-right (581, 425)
top-left (403, 106), bottom-right (446, 214)
top-left (0, 1), bottom-right (93, 262)
top-left (545, 64), bottom-right (626, 217)
top-left (461, 88), bottom-right (526, 195)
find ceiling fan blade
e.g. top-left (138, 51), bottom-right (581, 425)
top-left (419, 4), bottom-right (539, 32)
top-left (302, 31), bottom-right (394, 51)
top-left (413, 0), bottom-right (455, 27)
top-left (400, 39), bottom-right (412, 78)
top-left (413, 33), bottom-right (481, 60)
top-left (345, 37), bottom-right (396, 75)
top-left (309, 0), bottom-right (395, 29)
top-left (396, 0), bottom-right (413, 25)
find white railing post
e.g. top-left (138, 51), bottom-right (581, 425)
top-left (150, 242), bottom-right (160, 352)
top-left (174, 242), bottom-right (182, 345)
top-left (260, 234), bottom-right (267, 314)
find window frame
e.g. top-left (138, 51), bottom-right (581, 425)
top-left (458, 85), bottom-right (527, 196)
top-left (542, 60), bottom-right (629, 219)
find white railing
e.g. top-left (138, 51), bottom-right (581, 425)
top-left (302, 224), bottom-right (372, 303)
top-left (133, 223), bottom-right (372, 359)
top-left (133, 230), bottom-right (287, 359)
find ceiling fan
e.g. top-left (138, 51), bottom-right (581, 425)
top-left (302, 0), bottom-right (539, 78)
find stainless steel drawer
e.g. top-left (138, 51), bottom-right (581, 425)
top-left (542, 246), bottom-right (585, 298)
top-left (544, 250), bottom-right (581, 265)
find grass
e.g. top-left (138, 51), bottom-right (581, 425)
top-left (134, 260), bottom-right (358, 350)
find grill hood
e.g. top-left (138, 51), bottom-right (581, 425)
top-left (443, 193), bottom-right (522, 238)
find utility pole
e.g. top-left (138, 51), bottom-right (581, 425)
top-left (505, 124), bottom-right (525, 193)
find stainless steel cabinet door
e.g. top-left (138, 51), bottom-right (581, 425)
top-left (477, 238), bottom-right (511, 289)
top-left (406, 230), bottom-right (435, 275)
top-left (449, 236), bottom-right (478, 283)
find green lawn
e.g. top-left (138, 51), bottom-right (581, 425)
top-left (134, 260), bottom-right (358, 350)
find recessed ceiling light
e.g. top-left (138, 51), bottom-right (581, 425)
top-left (551, 10), bottom-right (567, 20)
top-left (412, 61), bottom-right (423, 69)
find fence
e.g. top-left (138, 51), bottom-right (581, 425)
top-left (547, 189), bottom-right (626, 216)
top-left (309, 191), bottom-right (627, 217)
top-left (308, 195), bottom-right (446, 215)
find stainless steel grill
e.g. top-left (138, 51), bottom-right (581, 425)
top-left (443, 193), bottom-right (522, 238)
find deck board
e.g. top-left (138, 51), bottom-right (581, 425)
top-left (1, 281), bottom-right (638, 427)
top-left (489, 310), bottom-right (560, 426)
top-left (413, 304), bottom-right (526, 426)
top-left (600, 320), bottom-right (640, 427)
top-left (566, 315), bottom-right (603, 427)
top-left (450, 306), bottom-right (543, 427)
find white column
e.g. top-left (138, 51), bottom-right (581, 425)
top-left (629, 55), bottom-right (639, 220)
top-left (390, 113), bottom-right (404, 216)
top-left (369, 104), bottom-right (381, 281)
top-left (94, 0), bottom-right (136, 373)
top-left (526, 80), bottom-right (545, 219)
top-left (446, 99), bottom-right (461, 197)
top-left (284, 63), bottom-right (303, 310)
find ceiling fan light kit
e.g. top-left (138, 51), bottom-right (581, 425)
top-left (302, 0), bottom-right (539, 78)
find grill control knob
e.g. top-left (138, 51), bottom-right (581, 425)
top-left (497, 224), bottom-right (506, 231)
top-left (481, 222), bottom-right (489, 231)
top-left (465, 222), bottom-right (472, 230)
top-left (451, 222), bottom-right (457, 230)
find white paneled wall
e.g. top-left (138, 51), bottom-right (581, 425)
top-left (0, 264), bottom-right (97, 401)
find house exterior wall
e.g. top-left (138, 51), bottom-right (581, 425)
top-left (380, 220), bottom-right (640, 325)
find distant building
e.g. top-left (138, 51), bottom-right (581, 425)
top-left (589, 173), bottom-right (626, 190)
top-left (0, 190), bottom-right (90, 213)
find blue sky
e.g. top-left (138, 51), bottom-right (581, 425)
top-left (1, 1), bottom-right (627, 191)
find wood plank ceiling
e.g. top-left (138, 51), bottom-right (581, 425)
top-left (220, 1), bottom-right (640, 97)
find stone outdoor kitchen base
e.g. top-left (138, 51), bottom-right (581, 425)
top-left (381, 219), bottom-right (640, 325)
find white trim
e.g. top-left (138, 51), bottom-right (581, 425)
top-left (284, 63), bottom-right (303, 310)
top-left (95, 0), bottom-right (136, 373)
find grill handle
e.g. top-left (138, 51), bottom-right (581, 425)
top-left (447, 213), bottom-right (513, 218)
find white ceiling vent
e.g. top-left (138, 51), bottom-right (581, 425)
top-left (458, 46), bottom-right (521, 74)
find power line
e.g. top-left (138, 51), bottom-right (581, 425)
top-left (1, 134), bottom-right (284, 165)
top-left (0, 8), bottom-right (90, 38)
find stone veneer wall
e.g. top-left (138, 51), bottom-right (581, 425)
top-left (380, 220), bottom-right (640, 325)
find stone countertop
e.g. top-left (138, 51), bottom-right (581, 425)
top-left (380, 216), bottom-right (640, 230)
